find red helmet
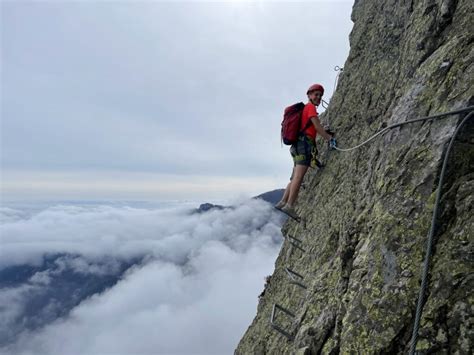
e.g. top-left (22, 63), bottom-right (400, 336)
top-left (307, 83), bottom-right (324, 95)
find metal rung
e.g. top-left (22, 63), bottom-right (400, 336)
top-left (270, 303), bottom-right (295, 340)
top-left (287, 235), bottom-right (303, 244)
top-left (285, 267), bottom-right (307, 289)
top-left (289, 240), bottom-right (306, 252)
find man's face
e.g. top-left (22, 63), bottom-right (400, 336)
top-left (309, 90), bottom-right (323, 105)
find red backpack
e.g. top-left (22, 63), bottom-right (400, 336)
top-left (281, 102), bottom-right (311, 145)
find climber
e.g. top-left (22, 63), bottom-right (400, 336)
top-left (275, 84), bottom-right (337, 220)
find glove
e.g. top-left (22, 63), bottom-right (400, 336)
top-left (324, 125), bottom-right (335, 136)
top-left (325, 129), bottom-right (335, 136)
top-left (329, 137), bottom-right (337, 149)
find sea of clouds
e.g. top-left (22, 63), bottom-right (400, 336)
top-left (0, 199), bottom-right (285, 355)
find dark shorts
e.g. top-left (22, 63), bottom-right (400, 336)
top-left (290, 136), bottom-right (314, 167)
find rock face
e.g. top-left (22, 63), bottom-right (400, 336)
top-left (236, 0), bottom-right (473, 353)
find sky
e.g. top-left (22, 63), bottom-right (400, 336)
top-left (0, 2), bottom-right (354, 352)
top-left (1, 0), bottom-right (354, 202)
top-left (0, 198), bottom-right (286, 354)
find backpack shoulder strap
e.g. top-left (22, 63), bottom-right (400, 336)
top-left (301, 118), bottom-right (312, 133)
top-left (300, 105), bottom-right (313, 135)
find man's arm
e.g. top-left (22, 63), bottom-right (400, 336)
top-left (310, 116), bottom-right (332, 141)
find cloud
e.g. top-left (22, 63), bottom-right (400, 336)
top-left (0, 208), bottom-right (29, 224)
top-left (0, 199), bottom-right (286, 354)
top-left (0, 198), bottom-right (283, 268)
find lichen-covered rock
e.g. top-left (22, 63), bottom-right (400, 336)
top-left (236, 0), bottom-right (473, 353)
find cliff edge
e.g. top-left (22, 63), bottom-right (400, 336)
top-left (236, 0), bottom-right (473, 353)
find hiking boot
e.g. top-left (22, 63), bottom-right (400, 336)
top-left (281, 204), bottom-right (299, 220)
top-left (274, 200), bottom-right (286, 210)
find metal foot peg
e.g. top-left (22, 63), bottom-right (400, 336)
top-left (285, 267), bottom-right (307, 289)
top-left (270, 303), bottom-right (296, 341)
top-left (287, 235), bottom-right (306, 252)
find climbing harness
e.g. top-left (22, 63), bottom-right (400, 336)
top-left (311, 148), bottom-right (324, 169)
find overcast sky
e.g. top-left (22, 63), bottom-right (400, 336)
top-left (1, 0), bottom-right (354, 202)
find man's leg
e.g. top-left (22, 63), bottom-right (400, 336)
top-left (275, 182), bottom-right (291, 208)
top-left (287, 165), bottom-right (308, 207)
top-left (276, 166), bottom-right (294, 208)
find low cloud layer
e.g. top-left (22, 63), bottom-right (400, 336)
top-left (0, 199), bottom-right (285, 354)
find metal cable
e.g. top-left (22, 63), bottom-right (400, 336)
top-left (321, 66), bottom-right (344, 126)
top-left (334, 106), bottom-right (474, 152)
top-left (333, 66), bottom-right (343, 94)
top-left (277, 107), bottom-right (473, 347)
top-left (327, 106), bottom-right (473, 351)
top-left (409, 110), bottom-right (474, 354)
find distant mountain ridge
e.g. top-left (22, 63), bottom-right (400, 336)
top-left (253, 189), bottom-right (285, 205)
top-left (195, 189), bottom-right (284, 213)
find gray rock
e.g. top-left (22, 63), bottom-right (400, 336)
top-left (235, 0), bottom-right (473, 353)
